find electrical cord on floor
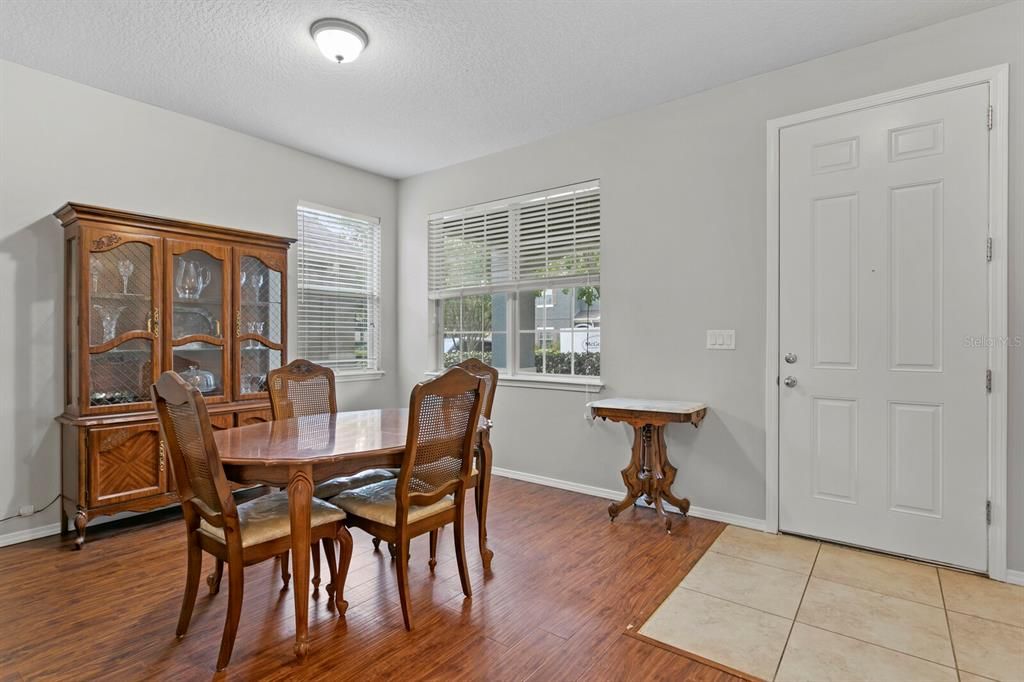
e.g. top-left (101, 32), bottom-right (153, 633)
top-left (0, 494), bottom-right (61, 524)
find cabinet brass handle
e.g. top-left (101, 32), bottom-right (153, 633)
top-left (152, 308), bottom-right (160, 339)
top-left (159, 440), bottom-right (165, 471)
top-left (236, 310), bottom-right (241, 337)
top-left (215, 319), bottom-right (221, 337)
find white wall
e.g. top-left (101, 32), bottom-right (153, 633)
top-left (398, 2), bottom-right (1024, 569)
top-left (0, 60), bottom-right (399, 540)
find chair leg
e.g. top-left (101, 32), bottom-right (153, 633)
top-left (428, 530), bottom-right (439, 572)
top-left (372, 537), bottom-right (381, 551)
top-left (206, 558), bottom-right (224, 596)
top-left (176, 535), bottom-right (202, 638)
top-left (322, 538), bottom-right (337, 599)
top-left (335, 527), bottom-right (353, 614)
top-left (279, 550), bottom-right (290, 588)
top-left (311, 542), bottom-right (322, 593)
top-left (454, 501), bottom-right (472, 598)
top-left (216, 560), bottom-right (245, 672)
top-left (395, 538), bottom-right (413, 630)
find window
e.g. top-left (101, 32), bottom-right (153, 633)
top-left (297, 204), bottom-right (381, 375)
top-left (428, 181), bottom-right (600, 380)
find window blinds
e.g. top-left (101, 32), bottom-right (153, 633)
top-left (428, 181), bottom-right (600, 298)
top-left (297, 205), bottom-right (381, 373)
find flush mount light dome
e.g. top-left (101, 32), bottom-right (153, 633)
top-left (310, 18), bottom-right (368, 63)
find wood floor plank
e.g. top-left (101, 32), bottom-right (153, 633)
top-left (0, 476), bottom-right (739, 680)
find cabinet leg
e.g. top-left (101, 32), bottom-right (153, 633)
top-left (73, 511), bottom-right (87, 550)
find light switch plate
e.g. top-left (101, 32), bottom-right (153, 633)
top-left (706, 329), bottom-right (736, 350)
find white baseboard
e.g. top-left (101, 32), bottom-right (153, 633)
top-left (0, 522), bottom-right (62, 549)
top-left (1006, 569), bottom-right (1024, 586)
top-left (491, 466), bottom-right (767, 532)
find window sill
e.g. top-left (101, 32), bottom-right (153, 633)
top-left (335, 370), bottom-right (386, 383)
top-left (426, 371), bottom-right (604, 393)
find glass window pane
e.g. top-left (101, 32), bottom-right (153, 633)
top-left (519, 331), bottom-right (540, 374)
top-left (89, 338), bottom-right (151, 405)
top-left (441, 298), bottom-right (461, 334)
top-left (174, 342), bottom-right (224, 397)
top-left (172, 249), bottom-right (224, 339)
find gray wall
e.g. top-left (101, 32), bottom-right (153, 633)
top-left (0, 60), bottom-right (400, 539)
top-left (398, 2), bottom-right (1024, 569)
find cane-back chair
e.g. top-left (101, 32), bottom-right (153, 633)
top-left (266, 359), bottom-right (395, 581)
top-left (151, 371), bottom-right (353, 671)
top-left (426, 359), bottom-right (498, 569)
top-left (328, 367), bottom-right (486, 630)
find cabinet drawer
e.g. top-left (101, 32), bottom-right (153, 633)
top-left (209, 414), bottom-right (234, 430)
top-left (88, 423), bottom-right (165, 506)
top-left (236, 409), bottom-right (273, 426)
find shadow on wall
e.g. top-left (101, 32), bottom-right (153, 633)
top-left (0, 215), bottom-right (63, 522)
top-left (664, 408), bottom-right (765, 518)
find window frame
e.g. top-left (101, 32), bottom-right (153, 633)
top-left (428, 182), bottom-right (603, 390)
top-left (296, 202), bottom-right (384, 381)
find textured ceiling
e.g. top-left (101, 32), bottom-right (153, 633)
top-left (0, 0), bottom-right (1005, 178)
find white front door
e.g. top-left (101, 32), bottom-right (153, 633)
top-left (778, 83), bottom-right (991, 570)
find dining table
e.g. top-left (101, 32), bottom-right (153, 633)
top-left (214, 407), bottom-right (494, 662)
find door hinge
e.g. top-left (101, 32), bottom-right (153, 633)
top-left (986, 500), bottom-right (992, 525)
top-left (986, 237), bottom-right (993, 262)
top-left (987, 105), bottom-right (993, 130)
top-left (986, 369), bottom-right (992, 393)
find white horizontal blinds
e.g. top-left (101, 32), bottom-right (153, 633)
top-left (516, 184), bottom-right (600, 291)
top-left (427, 206), bottom-right (511, 297)
top-left (297, 205), bottom-right (381, 373)
top-left (427, 181), bottom-right (599, 298)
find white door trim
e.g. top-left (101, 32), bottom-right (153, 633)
top-left (765, 65), bottom-right (1009, 580)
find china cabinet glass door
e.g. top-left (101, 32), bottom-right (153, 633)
top-left (166, 240), bottom-right (230, 403)
top-left (233, 247), bottom-right (286, 399)
top-left (84, 230), bottom-right (162, 411)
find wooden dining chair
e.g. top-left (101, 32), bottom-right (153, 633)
top-left (266, 358), bottom-right (395, 585)
top-left (328, 367), bottom-right (486, 630)
top-left (435, 359), bottom-right (498, 570)
top-left (151, 371), bottom-right (353, 671)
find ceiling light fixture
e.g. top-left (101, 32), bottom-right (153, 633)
top-left (310, 18), bottom-right (368, 64)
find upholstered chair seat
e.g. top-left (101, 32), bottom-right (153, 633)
top-left (329, 479), bottom-right (454, 527)
top-left (198, 492), bottom-right (346, 548)
top-left (314, 468), bottom-right (395, 500)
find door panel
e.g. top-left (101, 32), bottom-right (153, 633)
top-left (165, 239), bottom-right (231, 403)
top-left (82, 229), bottom-right (162, 414)
top-left (232, 247), bottom-right (286, 400)
top-left (88, 423), bottom-right (165, 506)
top-left (779, 83), bottom-right (990, 570)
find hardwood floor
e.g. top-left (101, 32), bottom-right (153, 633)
top-left (0, 477), bottom-right (739, 681)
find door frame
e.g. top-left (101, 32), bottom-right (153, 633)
top-left (764, 65), bottom-right (1009, 579)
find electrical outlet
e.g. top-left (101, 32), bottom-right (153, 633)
top-left (18, 504), bottom-right (34, 517)
top-left (706, 329), bottom-right (736, 350)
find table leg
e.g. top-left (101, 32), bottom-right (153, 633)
top-left (653, 425), bottom-right (689, 532)
top-left (608, 424), bottom-right (645, 520)
top-left (475, 433), bottom-right (495, 570)
top-left (287, 465), bottom-right (313, 662)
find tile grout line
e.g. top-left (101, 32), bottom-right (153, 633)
top-left (676, 585), bottom-right (795, 621)
top-left (707, 547), bottom-right (816, 577)
top-left (794, 618), bottom-right (962, 671)
top-left (771, 542), bottom-right (821, 681)
top-left (795, 620), bottom-right (960, 672)
top-left (808, 575), bottom-right (948, 612)
top-left (937, 569), bottom-right (962, 682)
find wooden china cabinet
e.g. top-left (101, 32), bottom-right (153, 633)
top-left (55, 204), bottom-right (294, 547)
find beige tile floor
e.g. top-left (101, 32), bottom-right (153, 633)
top-left (637, 526), bottom-right (1024, 682)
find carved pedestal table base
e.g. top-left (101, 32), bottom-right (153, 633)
top-left (589, 399), bottom-right (707, 533)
